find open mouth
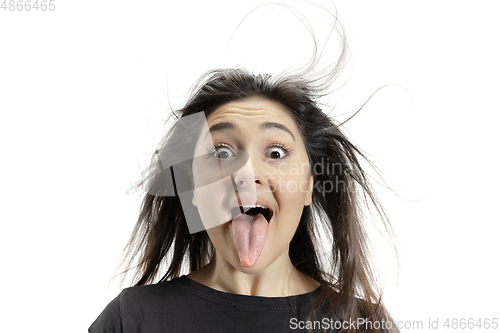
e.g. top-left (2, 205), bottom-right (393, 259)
top-left (230, 204), bottom-right (273, 223)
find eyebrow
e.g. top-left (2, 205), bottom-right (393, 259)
top-left (204, 122), bottom-right (235, 140)
top-left (261, 122), bottom-right (295, 141)
top-left (205, 121), bottom-right (295, 141)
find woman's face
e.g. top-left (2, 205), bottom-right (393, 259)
top-left (191, 97), bottom-right (313, 272)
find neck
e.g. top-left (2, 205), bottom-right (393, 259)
top-left (187, 250), bottom-right (320, 297)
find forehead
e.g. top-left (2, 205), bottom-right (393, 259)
top-left (207, 98), bottom-right (297, 126)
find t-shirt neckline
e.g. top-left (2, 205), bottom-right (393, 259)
top-left (176, 275), bottom-right (321, 311)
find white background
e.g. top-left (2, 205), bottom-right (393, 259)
top-left (1, 1), bottom-right (499, 332)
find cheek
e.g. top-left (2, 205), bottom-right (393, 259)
top-left (267, 163), bottom-right (311, 201)
top-left (193, 176), bottom-right (237, 230)
top-left (278, 178), bottom-right (310, 197)
top-left (206, 224), bottom-right (228, 245)
top-left (206, 226), bottom-right (231, 256)
top-left (267, 160), bottom-right (310, 236)
top-left (268, 170), bottom-right (310, 232)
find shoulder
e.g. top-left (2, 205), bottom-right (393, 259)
top-left (119, 277), bottom-right (191, 314)
top-left (88, 293), bottom-right (121, 333)
top-left (88, 277), bottom-right (188, 333)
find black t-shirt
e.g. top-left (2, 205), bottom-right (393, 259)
top-left (89, 275), bottom-right (338, 333)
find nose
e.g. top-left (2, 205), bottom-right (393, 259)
top-left (233, 153), bottom-right (265, 188)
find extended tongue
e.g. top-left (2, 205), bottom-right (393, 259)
top-left (229, 212), bottom-right (270, 268)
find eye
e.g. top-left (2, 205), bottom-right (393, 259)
top-left (267, 146), bottom-right (288, 159)
top-left (210, 144), bottom-right (236, 160)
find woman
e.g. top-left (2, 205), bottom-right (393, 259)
top-left (88, 67), bottom-right (398, 332)
top-left (89, 4), bottom-right (398, 331)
